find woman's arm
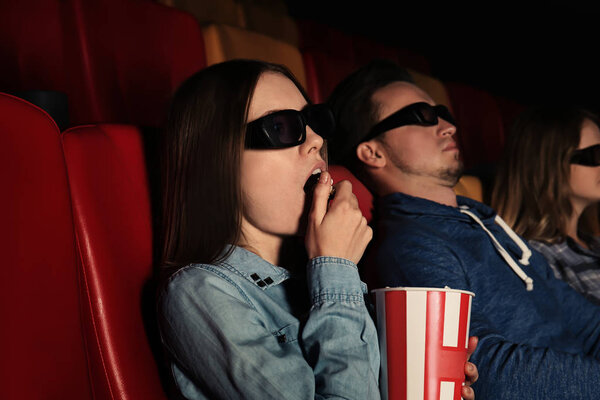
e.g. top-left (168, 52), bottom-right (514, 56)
top-left (158, 263), bottom-right (379, 400)
top-left (302, 256), bottom-right (380, 399)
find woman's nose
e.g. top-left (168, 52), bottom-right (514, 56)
top-left (301, 126), bottom-right (324, 155)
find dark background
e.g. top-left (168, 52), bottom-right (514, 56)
top-left (286, 1), bottom-right (600, 113)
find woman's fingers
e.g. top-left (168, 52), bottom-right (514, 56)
top-left (305, 178), bottom-right (372, 263)
top-left (308, 171), bottom-right (332, 226)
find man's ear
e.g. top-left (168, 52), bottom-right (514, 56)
top-left (356, 141), bottom-right (386, 168)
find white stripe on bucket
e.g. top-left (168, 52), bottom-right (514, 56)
top-left (440, 381), bottom-right (455, 400)
top-left (443, 292), bottom-right (461, 347)
top-left (406, 290), bottom-right (427, 400)
top-left (465, 295), bottom-right (472, 349)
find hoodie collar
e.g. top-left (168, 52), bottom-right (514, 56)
top-left (377, 191), bottom-right (534, 291)
top-left (376, 192), bottom-right (497, 222)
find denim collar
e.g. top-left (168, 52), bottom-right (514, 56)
top-left (216, 245), bottom-right (292, 289)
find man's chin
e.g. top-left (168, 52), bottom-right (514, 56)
top-left (439, 162), bottom-right (464, 187)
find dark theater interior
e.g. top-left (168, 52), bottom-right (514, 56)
top-left (2, 1), bottom-right (600, 399)
top-left (291, 1), bottom-right (600, 109)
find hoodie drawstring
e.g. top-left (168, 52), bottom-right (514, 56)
top-left (459, 206), bottom-right (534, 291)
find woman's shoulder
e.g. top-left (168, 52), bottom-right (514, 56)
top-left (165, 261), bottom-right (249, 289)
top-left (160, 263), bottom-right (250, 306)
top-left (527, 238), bottom-right (566, 262)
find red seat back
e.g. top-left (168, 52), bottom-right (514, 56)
top-left (69, 0), bottom-right (206, 127)
top-left (302, 50), bottom-right (359, 103)
top-left (0, 93), bottom-right (93, 399)
top-left (0, 0), bottom-right (206, 128)
top-left (0, 1), bottom-right (71, 94)
top-left (329, 164), bottom-right (374, 223)
top-left (62, 124), bottom-right (168, 399)
top-left (297, 19), bottom-right (358, 103)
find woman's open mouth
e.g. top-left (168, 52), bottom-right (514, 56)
top-left (303, 169), bottom-right (335, 200)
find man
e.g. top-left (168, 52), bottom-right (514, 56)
top-left (327, 60), bottom-right (600, 399)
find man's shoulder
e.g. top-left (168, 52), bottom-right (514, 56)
top-left (374, 202), bottom-right (463, 243)
top-left (373, 214), bottom-right (458, 263)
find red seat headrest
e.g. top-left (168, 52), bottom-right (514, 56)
top-left (329, 164), bottom-right (374, 223)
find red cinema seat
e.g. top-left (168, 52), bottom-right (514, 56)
top-left (297, 20), bottom-right (358, 103)
top-left (0, 0), bottom-right (206, 128)
top-left (329, 164), bottom-right (377, 288)
top-left (302, 50), bottom-right (358, 104)
top-left (0, 93), bottom-right (93, 399)
top-left (61, 124), bottom-right (168, 399)
top-left (240, 0), bottom-right (299, 45)
top-left (0, 0), bottom-right (70, 95)
top-left (329, 164), bottom-right (374, 223)
top-left (201, 23), bottom-right (307, 90)
top-left (70, 0), bottom-right (206, 127)
top-left (158, 0), bottom-right (246, 28)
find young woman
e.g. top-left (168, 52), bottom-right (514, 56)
top-left (158, 59), bottom-right (477, 399)
top-left (492, 105), bottom-right (600, 305)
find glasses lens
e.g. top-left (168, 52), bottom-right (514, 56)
top-left (304, 104), bottom-right (335, 139)
top-left (416, 103), bottom-right (438, 124)
top-left (571, 144), bottom-right (600, 166)
top-left (591, 145), bottom-right (600, 165)
top-left (436, 105), bottom-right (456, 126)
top-left (264, 112), bottom-right (304, 145)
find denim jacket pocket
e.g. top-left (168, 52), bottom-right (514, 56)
top-left (272, 320), bottom-right (301, 344)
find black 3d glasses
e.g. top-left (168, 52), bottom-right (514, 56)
top-left (571, 144), bottom-right (600, 166)
top-left (245, 104), bottom-right (335, 149)
top-left (364, 102), bottom-right (456, 142)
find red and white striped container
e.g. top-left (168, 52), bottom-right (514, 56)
top-left (372, 287), bottom-right (475, 400)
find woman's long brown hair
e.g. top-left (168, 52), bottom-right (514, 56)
top-left (492, 105), bottom-right (599, 243)
top-left (161, 59), bottom-right (309, 270)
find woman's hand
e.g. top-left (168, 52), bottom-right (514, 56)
top-left (305, 171), bottom-right (372, 264)
top-left (462, 336), bottom-right (479, 400)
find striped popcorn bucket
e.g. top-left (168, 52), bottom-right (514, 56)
top-left (372, 287), bottom-right (475, 400)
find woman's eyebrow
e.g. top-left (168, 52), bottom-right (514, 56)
top-left (255, 102), bottom-right (310, 119)
top-left (256, 108), bottom-right (286, 118)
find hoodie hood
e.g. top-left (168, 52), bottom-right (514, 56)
top-left (377, 192), bottom-right (497, 222)
top-left (376, 192), bottom-right (534, 291)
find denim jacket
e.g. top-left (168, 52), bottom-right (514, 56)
top-left (157, 245), bottom-right (380, 399)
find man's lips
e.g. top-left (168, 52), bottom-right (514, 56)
top-left (443, 141), bottom-right (459, 151)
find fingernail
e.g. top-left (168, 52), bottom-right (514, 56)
top-left (329, 185), bottom-right (336, 200)
top-left (467, 363), bottom-right (474, 372)
top-left (319, 171), bottom-right (329, 184)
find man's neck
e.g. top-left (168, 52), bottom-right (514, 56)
top-left (379, 175), bottom-right (458, 207)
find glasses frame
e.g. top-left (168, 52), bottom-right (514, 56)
top-left (570, 144), bottom-right (600, 166)
top-left (245, 103), bottom-right (334, 149)
top-left (364, 102), bottom-right (456, 142)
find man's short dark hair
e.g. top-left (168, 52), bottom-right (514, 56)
top-left (326, 59), bottom-right (414, 168)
